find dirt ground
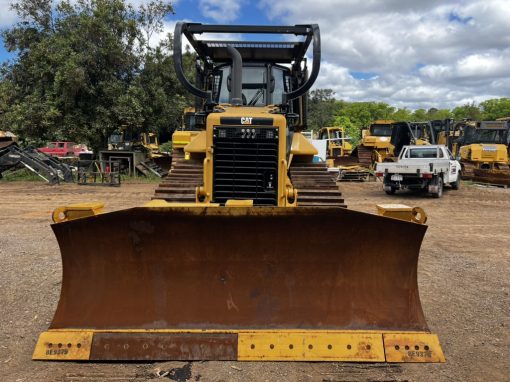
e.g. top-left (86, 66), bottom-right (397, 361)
top-left (0, 180), bottom-right (508, 382)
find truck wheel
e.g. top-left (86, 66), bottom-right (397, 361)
top-left (451, 172), bottom-right (461, 190)
top-left (432, 177), bottom-right (443, 198)
top-left (385, 187), bottom-right (396, 195)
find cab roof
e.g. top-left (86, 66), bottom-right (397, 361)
top-left (182, 24), bottom-right (314, 64)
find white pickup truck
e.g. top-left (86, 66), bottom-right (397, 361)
top-left (375, 145), bottom-right (461, 198)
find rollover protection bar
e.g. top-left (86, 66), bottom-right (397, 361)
top-left (173, 22), bottom-right (321, 104)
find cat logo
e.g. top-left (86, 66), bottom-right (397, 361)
top-left (241, 117), bottom-right (253, 125)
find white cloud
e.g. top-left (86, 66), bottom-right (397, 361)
top-left (0, 0), bottom-right (19, 27)
top-left (199, 0), bottom-right (243, 23)
top-left (259, 0), bottom-right (510, 109)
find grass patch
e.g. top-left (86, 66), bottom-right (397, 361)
top-left (0, 168), bottom-right (45, 182)
top-left (121, 174), bottom-right (162, 184)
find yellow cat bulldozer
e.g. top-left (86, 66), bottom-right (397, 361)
top-left (452, 120), bottom-right (510, 185)
top-left (33, 23), bottom-right (444, 363)
top-left (357, 120), bottom-right (394, 165)
top-left (318, 126), bottom-right (353, 160)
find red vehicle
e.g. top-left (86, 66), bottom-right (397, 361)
top-left (38, 142), bottom-right (91, 157)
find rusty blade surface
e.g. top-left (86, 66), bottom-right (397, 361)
top-left (50, 207), bottom-right (428, 332)
top-left (90, 333), bottom-right (237, 360)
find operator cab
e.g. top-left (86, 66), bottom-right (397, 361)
top-left (212, 64), bottom-right (289, 106)
top-left (174, 24), bottom-right (321, 131)
top-left (455, 121), bottom-right (509, 146)
top-left (370, 123), bottom-right (393, 136)
top-left (465, 128), bottom-right (507, 145)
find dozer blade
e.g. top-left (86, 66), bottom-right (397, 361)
top-left (473, 168), bottom-right (510, 186)
top-left (34, 207), bottom-right (444, 363)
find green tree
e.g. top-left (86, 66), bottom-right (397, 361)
top-left (391, 107), bottom-right (413, 121)
top-left (426, 108), bottom-right (452, 120)
top-left (479, 98), bottom-right (510, 120)
top-left (138, 0), bottom-right (175, 51)
top-left (307, 88), bottom-right (337, 130)
top-left (0, 0), bottom-right (176, 149)
top-left (452, 102), bottom-right (481, 121)
top-left (337, 102), bottom-right (388, 127)
top-left (333, 115), bottom-right (360, 147)
top-left (413, 109), bottom-right (427, 121)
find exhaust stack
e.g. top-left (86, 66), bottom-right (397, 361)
top-left (226, 46), bottom-right (243, 106)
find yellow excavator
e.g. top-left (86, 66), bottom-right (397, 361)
top-left (33, 23), bottom-right (444, 363)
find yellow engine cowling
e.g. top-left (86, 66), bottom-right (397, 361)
top-left (190, 106), bottom-right (313, 207)
top-left (361, 135), bottom-right (392, 150)
top-left (460, 144), bottom-right (508, 165)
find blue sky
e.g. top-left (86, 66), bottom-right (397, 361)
top-left (1, 0), bottom-right (510, 109)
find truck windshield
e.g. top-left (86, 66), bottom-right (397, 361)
top-left (370, 124), bottom-right (392, 136)
top-left (409, 148), bottom-right (438, 158)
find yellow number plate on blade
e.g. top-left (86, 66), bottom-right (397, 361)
top-left (384, 333), bottom-right (445, 362)
top-left (33, 331), bottom-right (93, 360)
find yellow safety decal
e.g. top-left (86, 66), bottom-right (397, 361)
top-left (383, 333), bottom-right (445, 363)
top-left (32, 331), bottom-right (93, 360)
top-left (238, 332), bottom-right (385, 361)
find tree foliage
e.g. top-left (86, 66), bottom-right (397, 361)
top-left (479, 98), bottom-right (510, 120)
top-left (0, 0), bottom-right (185, 149)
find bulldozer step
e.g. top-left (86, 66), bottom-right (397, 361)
top-left (289, 161), bottom-right (346, 207)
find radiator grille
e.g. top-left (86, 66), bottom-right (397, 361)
top-left (213, 126), bottom-right (279, 205)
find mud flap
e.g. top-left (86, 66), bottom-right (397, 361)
top-left (33, 207), bottom-right (444, 362)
